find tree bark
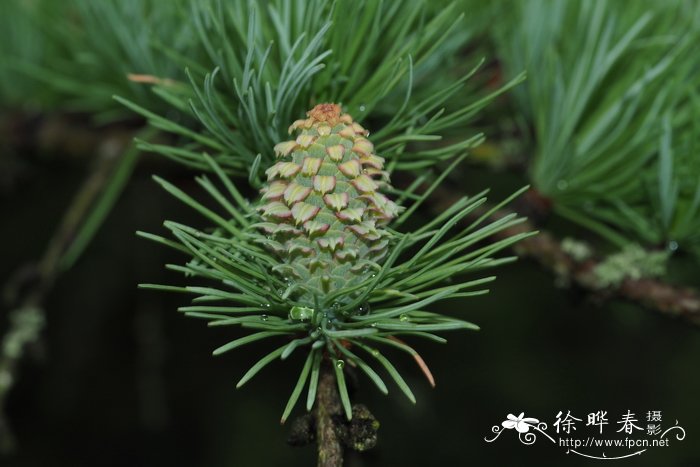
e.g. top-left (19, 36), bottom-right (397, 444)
top-left (315, 363), bottom-right (344, 467)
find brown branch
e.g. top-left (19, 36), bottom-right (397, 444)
top-left (429, 185), bottom-right (700, 325)
top-left (315, 363), bottom-right (344, 467)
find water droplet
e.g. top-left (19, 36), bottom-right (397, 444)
top-left (359, 105), bottom-right (366, 112)
top-left (399, 313), bottom-right (409, 322)
top-left (371, 349), bottom-right (380, 357)
top-left (357, 303), bottom-right (370, 315)
top-left (557, 180), bottom-right (569, 190)
top-left (668, 240), bottom-right (679, 252)
top-left (290, 306), bottom-right (314, 321)
top-left (260, 314), bottom-right (269, 321)
top-left (336, 359), bottom-right (345, 369)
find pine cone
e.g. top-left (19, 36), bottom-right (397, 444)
top-left (256, 103), bottom-right (401, 313)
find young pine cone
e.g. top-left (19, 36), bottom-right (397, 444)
top-left (256, 104), bottom-right (401, 313)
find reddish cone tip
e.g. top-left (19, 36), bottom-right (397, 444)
top-left (307, 103), bottom-right (342, 124)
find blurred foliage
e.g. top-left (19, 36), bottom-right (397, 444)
top-left (0, 2), bottom-right (44, 107)
top-left (0, 0), bottom-right (197, 120)
top-left (492, 0), bottom-right (700, 257)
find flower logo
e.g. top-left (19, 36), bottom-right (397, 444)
top-left (502, 413), bottom-right (540, 433)
top-left (486, 412), bottom-right (554, 445)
